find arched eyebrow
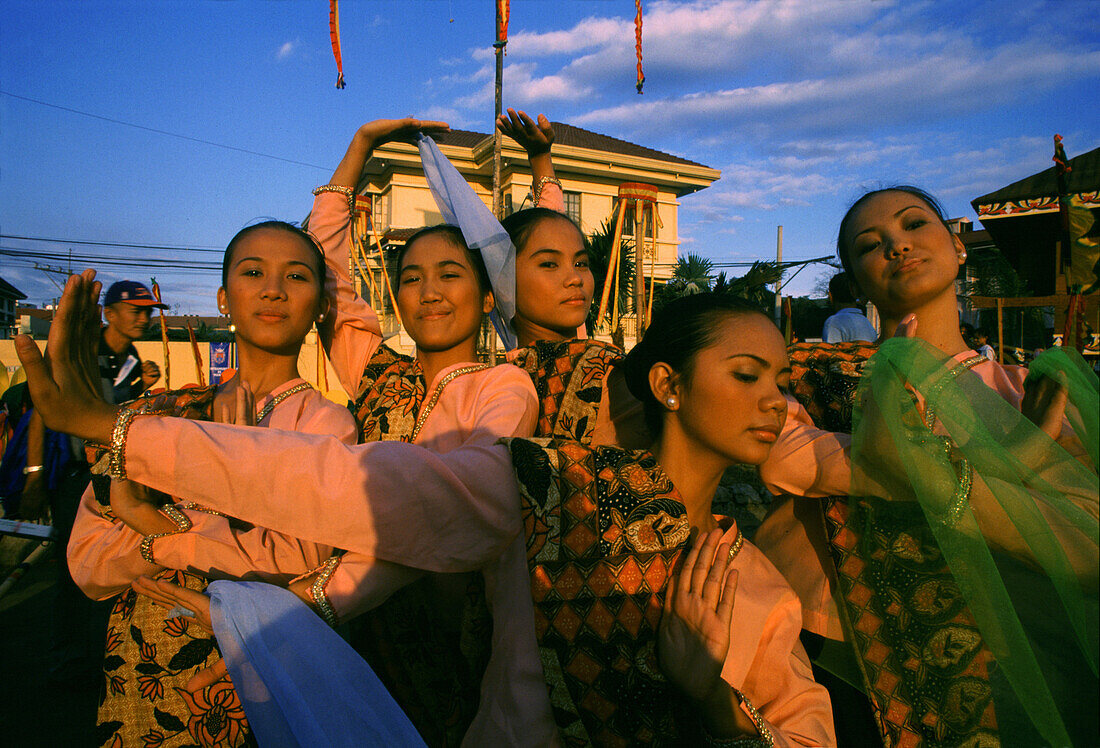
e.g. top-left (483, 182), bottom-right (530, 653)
top-left (852, 204), bottom-right (931, 240)
top-left (399, 259), bottom-right (468, 274)
top-left (725, 353), bottom-right (792, 375)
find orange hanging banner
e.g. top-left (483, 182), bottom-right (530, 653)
top-left (635, 1), bottom-right (644, 93)
top-left (329, 0), bottom-right (346, 89)
top-left (496, 0), bottom-right (510, 48)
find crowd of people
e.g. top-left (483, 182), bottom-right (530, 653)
top-left (5, 113), bottom-right (1097, 747)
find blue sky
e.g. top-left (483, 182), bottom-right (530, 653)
top-left (2, 0), bottom-right (1098, 314)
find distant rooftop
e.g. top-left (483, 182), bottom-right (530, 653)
top-left (433, 121), bottom-right (710, 169)
top-left (0, 277), bottom-right (27, 301)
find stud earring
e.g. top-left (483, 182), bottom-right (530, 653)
top-left (958, 251), bottom-right (967, 261)
top-left (317, 314), bottom-right (326, 323)
top-left (665, 396), bottom-right (677, 408)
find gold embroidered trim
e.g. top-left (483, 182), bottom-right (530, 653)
top-left (177, 502), bottom-right (227, 518)
top-left (312, 183), bottom-right (356, 214)
top-left (108, 406), bottom-right (145, 479)
top-left (918, 354), bottom-right (983, 527)
top-left (408, 364), bottom-right (491, 442)
top-left (308, 556), bottom-right (342, 628)
top-left (139, 505), bottom-right (193, 565)
top-left (726, 528), bottom-right (745, 563)
top-left (255, 381), bottom-right (313, 423)
top-left (731, 689), bottom-right (775, 747)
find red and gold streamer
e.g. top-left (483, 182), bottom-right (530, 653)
top-left (496, 0), bottom-right (510, 47)
top-left (329, 0), bottom-right (346, 89)
top-left (635, 1), bottom-right (645, 94)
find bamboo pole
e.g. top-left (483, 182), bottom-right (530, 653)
top-left (774, 225), bottom-right (783, 326)
top-left (596, 199), bottom-right (628, 326)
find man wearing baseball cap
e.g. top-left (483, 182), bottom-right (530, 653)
top-left (19, 280), bottom-right (168, 689)
top-left (100, 280), bottom-right (166, 402)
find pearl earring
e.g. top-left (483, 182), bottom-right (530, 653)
top-left (666, 396), bottom-right (677, 408)
top-left (959, 251), bottom-right (967, 261)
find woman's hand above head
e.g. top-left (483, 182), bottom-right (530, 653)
top-left (358, 118), bottom-right (450, 149)
top-left (14, 269), bottom-right (118, 444)
top-left (497, 108), bottom-right (555, 157)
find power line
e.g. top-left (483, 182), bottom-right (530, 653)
top-left (1, 233), bottom-right (223, 254)
top-left (1, 90), bottom-right (332, 172)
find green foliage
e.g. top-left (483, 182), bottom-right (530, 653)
top-left (654, 255), bottom-right (782, 315)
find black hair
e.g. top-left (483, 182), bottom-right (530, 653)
top-left (395, 224), bottom-right (491, 294)
top-left (222, 220), bottom-right (327, 292)
top-left (621, 292), bottom-right (772, 435)
top-left (828, 271), bottom-right (858, 305)
top-left (500, 207), bottom-right (584, 254)
top-left (835, 186), bottom-right (949, 276)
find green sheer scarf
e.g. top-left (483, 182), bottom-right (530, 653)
top-left (850, 340), bottom-right (1098, 746)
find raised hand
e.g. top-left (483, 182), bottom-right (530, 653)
top-left (658, 528), bottom-right (738, 702)
top-left (497, 109), bottom-right (555, 157)
top-left (14, 269), bottom-right (118, 444)
top-left (215, 381), bottom-right (255, 426)
top-left (359, 118), bottom-right (450, 149)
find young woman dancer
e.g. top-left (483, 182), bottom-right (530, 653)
top-left (754, 186), bottom-right (1098, 746)
top-left (66, 221), bottom-right (359, 747)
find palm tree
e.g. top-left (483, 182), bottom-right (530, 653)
top-left (711, 261), bottom-right (783, 310)
top-left (664, 253), bottom-right (714, 296)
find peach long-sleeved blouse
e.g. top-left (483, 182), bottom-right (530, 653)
top-left (67, 380), bottom-right (358, 600)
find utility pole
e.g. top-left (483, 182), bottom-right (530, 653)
top-left (492, 5), bottom-right (505, 218)
top-left (774, 225), bottom-right (783, 326)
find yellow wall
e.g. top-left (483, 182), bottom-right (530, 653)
top-left (0, 337), bottom-right (350, 404)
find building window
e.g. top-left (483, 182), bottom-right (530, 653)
top-left (613, 198), bottom-right (655, 238)
top-left (371, 193), bottom-right (389, 232)
top-left (564, 191), bottom-right (581, 225)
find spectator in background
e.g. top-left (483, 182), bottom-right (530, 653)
top-left (974, 327), bottom-right (997, 360)
top-left (99, 280), bottom-right (164, 400)
top-left (821, 271), bottom-right (877, 343)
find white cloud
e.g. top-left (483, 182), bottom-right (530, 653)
top-left (276, 40), bottom-right (299, 61)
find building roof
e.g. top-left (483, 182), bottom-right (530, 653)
top-left (973, 146), bottom-right (1100, 214)
top-left (0, 277), bottom-right (27, 301)
top-left (434, 122), bottom-right (710, 169)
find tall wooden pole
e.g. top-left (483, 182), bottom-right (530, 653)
top-left (774, 225), bottom-right (783, 326)
top-left (492, 6), bottom-right (504, 218)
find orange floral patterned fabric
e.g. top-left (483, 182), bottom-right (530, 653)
top-left (90, 386), bottom-right (254, 748)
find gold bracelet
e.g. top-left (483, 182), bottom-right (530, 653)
top-left (139, 505), bottom-right (193, 565)
top-left (531, 176), bottom-right (561, 207)
top-left (307, 556), bottom-right (342, 628)
top-left (312, 184), bottom-right (357, 214)
top-left (108, 407), bottom-right (142, 480)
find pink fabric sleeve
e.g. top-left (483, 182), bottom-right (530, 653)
top-left (123, 420), bottom-right (523, 573)
top-left (68, 485), bottom-right (160, 600)
top-left (148, 394), bottom-right (358, 579)
top-left (758, 396), bottom-right (850, 498)
top-left (310, 190), bottom-right (384, 399)
top-left (71, 392), bottom-right (358, 597)
top-left (324, 366), bottom-right (538, 620)
top-left (533, 179), bottom-right (565, 212)
top-left (721, 536), bottom-right (836, 747)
